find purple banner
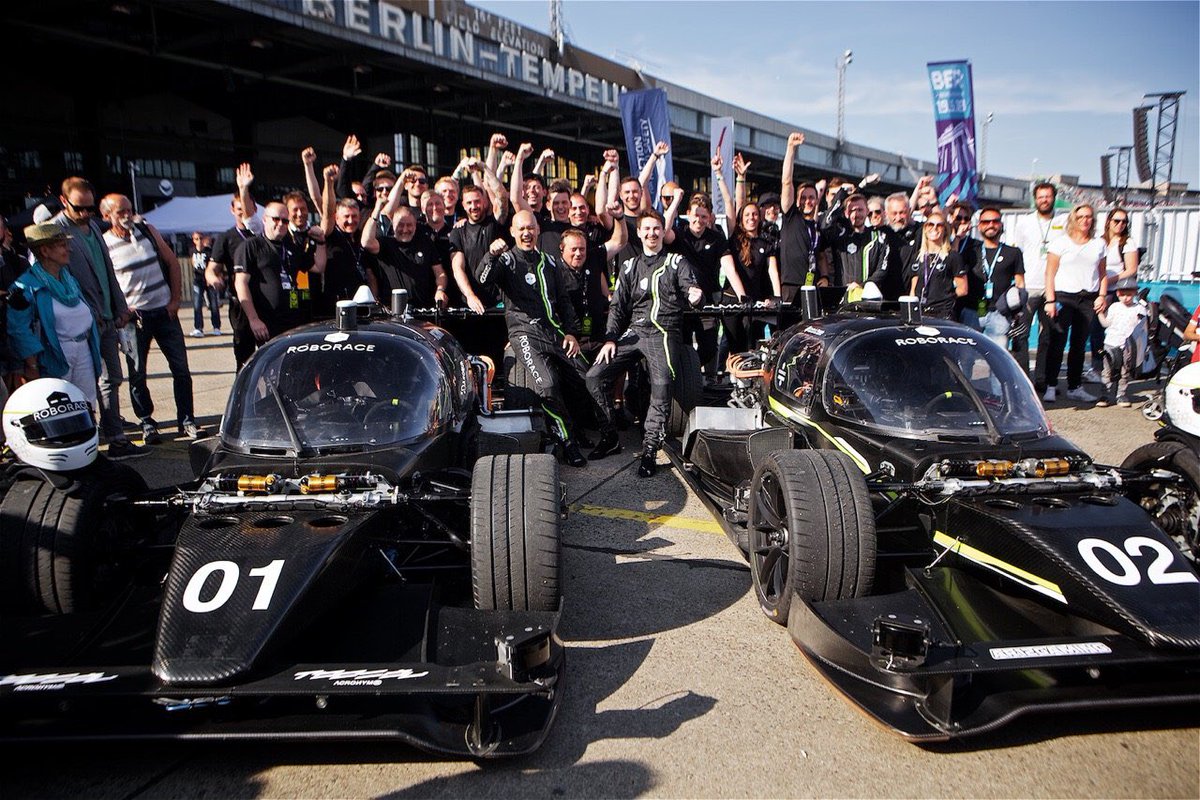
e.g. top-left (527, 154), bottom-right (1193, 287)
top-left (926, 61), bottom-right (979, 206)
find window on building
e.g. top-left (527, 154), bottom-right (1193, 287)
top-left (409, 134), bottom-right (422, 168)
top-left (425, 142), bottom-right (438, 173)
top-left (669, 103), bottom-right (698, 133)
top-left (217, 166), bottom-right (235, 186)
top-left (755, 131), bottom-right (786, 157)
top-left (735, 126), bottom-right (751, 147)
top-left (64, 151), bottom-right (84, 172)
top-left (18, 150), bottom-right (41, 169)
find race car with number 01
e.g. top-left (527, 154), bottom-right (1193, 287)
top-left (0, 297), bottom-right (566, 758)
top-left (666, 291), bottom-right (1200, 741)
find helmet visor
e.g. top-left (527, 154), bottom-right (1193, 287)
top-left (16, 409), bottom-right (96, 447)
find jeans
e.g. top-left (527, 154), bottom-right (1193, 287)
top-left (1102, 342), bottom-right (1135, 401)
top-left (192, 277), bottom-right (221, 331)
top-left (979, 310), bottom-right (1011, 348)
top-left (125, 306), bottom-right (195, 426)
top-left (97, 319), bottom-right (126, 440)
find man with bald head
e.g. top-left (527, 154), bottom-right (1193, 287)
top-left (477, 210), bottom-right (608, 468)
top-left (100, 193), bottom-right (198, 441)
top-left (232, 200), bottom-right (326, 365)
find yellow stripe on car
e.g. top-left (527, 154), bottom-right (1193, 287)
top-left (933, 531), bottom-right (1067, 604)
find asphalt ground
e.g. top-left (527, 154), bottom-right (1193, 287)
top-left (5, 330), bottom-right (1198, 799)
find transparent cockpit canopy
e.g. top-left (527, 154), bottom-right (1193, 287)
top-left (821, 327), bottom-right (1051, 440)
top-left (221, 330), bottom-right (453, 453)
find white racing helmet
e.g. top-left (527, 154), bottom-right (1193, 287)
top-left (3, 378), bottom-right (99, 471)
top-left (1165, 362), bottom-right (1200, 437)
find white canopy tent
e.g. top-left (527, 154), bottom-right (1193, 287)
top-left (142, 195), bottom-right (236, 235)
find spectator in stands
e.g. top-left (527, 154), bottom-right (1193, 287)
top-left (100, 194), bottom-right (198, 442)
top-left (1042, 203), bottom-right (1107, 404)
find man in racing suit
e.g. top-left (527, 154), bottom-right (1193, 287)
top-left (478, 210), bottom-right (607, 468)
top-left (587, 211), bottom-right (704, 477)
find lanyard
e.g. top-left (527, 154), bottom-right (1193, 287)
top-left (921, 254), bottom-right (942, 303)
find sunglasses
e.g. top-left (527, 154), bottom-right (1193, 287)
top-left (868, 210), bottom-right (883, 216)
top-left (264, 214), bottom-right (288, 223)
top-left (1112, 218), bottom-right (1128, 224)
top-left (66, 200), bottom-right (97, 213)
top-left (408, 176), bottom-right (429, 184)
top-left (375, 185), bottom-right (394, 193)
top-left (979, 217), bottom-right (1002, 225)
top-left (925, 222), bottom-right (946, 229)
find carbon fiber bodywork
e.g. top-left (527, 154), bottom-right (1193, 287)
top-left (667, 306), bottom-right (1200, 740)
top-left (0, 318), bottom-right (564, 757)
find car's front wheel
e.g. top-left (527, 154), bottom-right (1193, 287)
top-left (1122, 440), bottom-right (1200, 561)
top-left (0, 462), bottom-right (148, 616)
top-left (748, 449), bottom-right (876, 625)
top-left (470, 453), bottom-right (562, 611)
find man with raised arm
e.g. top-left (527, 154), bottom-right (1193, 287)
top-left (778, 132), bottom-right (824, 305)
top-left (478, 210), bottom-right (608, 468)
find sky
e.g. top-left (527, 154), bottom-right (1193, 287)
top-left (474, 0), bottom-right (1200, 188)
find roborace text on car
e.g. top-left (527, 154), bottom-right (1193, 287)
top-left (667, 290), bottom-right (1199, 741)
top-left (0, 296), bottom-right (566, 758)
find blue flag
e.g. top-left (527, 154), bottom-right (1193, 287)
top-left (926, 61), bottom-right (979, 206)
top-left (619, 88), bottom-right (673, 210)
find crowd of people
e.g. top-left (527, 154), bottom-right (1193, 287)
top-left (0, 129), bottom-right (1171, 470)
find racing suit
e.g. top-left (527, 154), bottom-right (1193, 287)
top-left (478, 246), bottom-right (598, 443)
top-left (586, 249), bottom-right (700, 450)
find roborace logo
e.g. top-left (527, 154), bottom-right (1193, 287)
top-left (1, 671), bottom-right (119, 691)
top-left (895, 335), bottom-right (976, 347)
top-left (293, 668), bottom-right (430, 686)
top-left (286, 339), bottom-right (376, 354)
top-left (32, 391), bottom-right (90, 421)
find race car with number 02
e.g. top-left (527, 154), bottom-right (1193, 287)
top-left (0, 292), bottom-right (567, 758)
top-left (665, 288), bottom-right (1200, 741)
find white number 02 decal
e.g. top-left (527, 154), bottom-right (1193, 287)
top-left (182, 559), bottom-right (286, 613)
top-left (1077, 537), bottom-right (1198, 586)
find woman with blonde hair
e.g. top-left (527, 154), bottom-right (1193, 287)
top-left (907, 208), bottom-right (967, 319)
top-left (1042, 203), bottom-right (1107, 403)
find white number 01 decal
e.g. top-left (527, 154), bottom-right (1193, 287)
top-left (1077, 537), bottom-right (1198, 586)
top-left (182, 559), bottom-right (286, 613)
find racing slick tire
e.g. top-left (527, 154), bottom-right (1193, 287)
top-left (0, 462), bottom-right (148, 616)
top-left (1122, 441), bottom-right (1200, 561)
top-left (667, 345), bottom-right (704, 439)
top-left (470, 453), bottom-right (562, 612)
top-left (747, 449), bottom-right (876, 625)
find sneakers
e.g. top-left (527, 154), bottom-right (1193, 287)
top-left (107, 439), bottom-right (148, 460)
top-left (180, 421), bottom-right (202, 440)
top-left (210, 328), bottom-right (224, 336)
top-left (638, 446), bottom-right (658, 478)
top-left (141, 421), bottom-right (162, 445)
top-left (189, 328), bottom-right (205, 338)
top-left (1117, 398), bottom-right (1134, 408)
top-left (1095, 397), bottom-right (1112, 408)
top-left (558, 440), bottom-right (587, 468)
top-left (589, 430), bottom-right (623, 460)
top-left (1066, 386), bottom-right (1098, 403)
top-left (1081, 367), bottom-right (1102, 384)
top-left (1042, 387), bottom-right (1057, 403)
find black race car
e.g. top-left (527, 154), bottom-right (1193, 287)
top-left (666, 294), bottom-right (1200, 741)
top-left (0, 303), bottom-right (565, 757)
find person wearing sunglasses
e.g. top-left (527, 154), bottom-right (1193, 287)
top-left (907, 210), bottom-right (967, 319)
top-left (972, 209), bottom-right (1025, 347)
top-left (1042, 204), bottom-right (1107, 404)
top-left (1089, 207), bottom-right (1140, 377)
top-left (49, 176), bottom-right (144, 459)
top-left (866, 198), bottom-right (886, 230)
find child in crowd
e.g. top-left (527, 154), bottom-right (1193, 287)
top-left (1095, 276), bottom-right (1147, 407)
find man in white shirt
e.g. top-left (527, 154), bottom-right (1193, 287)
top-left (1007, 182), bottom-right (1067, 381)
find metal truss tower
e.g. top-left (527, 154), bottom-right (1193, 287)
top-left (1146, 91), bottom-right (1185, 207)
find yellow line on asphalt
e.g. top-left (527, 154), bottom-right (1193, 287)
top-left (571, 503), bottom-right (725, 535)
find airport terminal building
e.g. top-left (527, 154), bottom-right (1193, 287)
top-left (1, 0), bottom-right (1031, 219)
